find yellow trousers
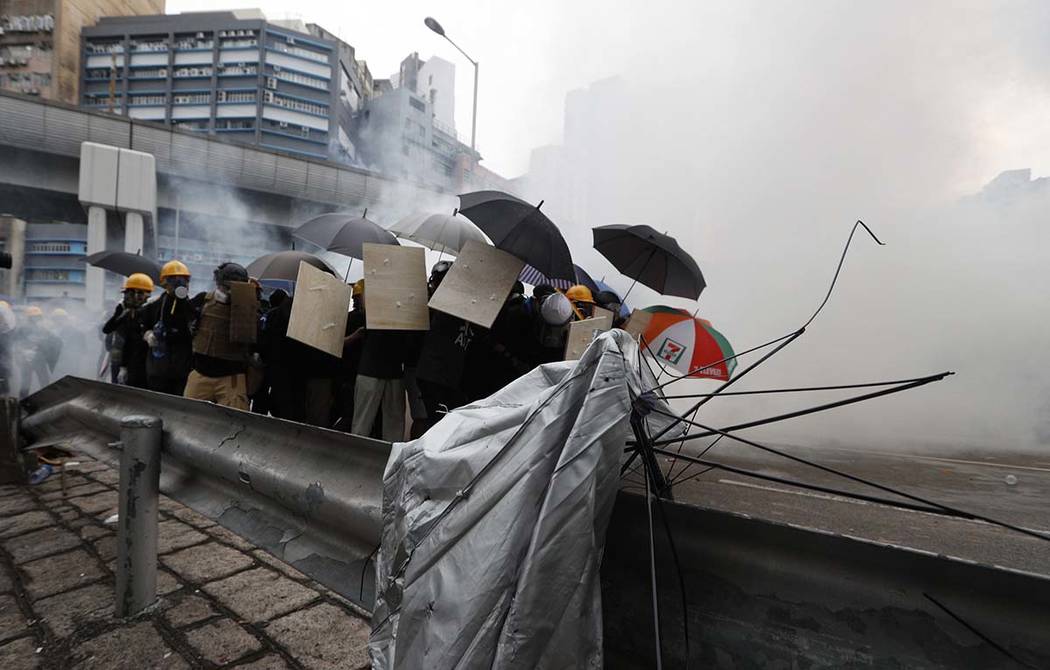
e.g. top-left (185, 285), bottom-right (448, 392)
top-left (183, 370), bottom-right (248, 410)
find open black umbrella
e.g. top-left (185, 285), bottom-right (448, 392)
top-left (388, 210), bottom-right (489, 256)
top-left (246, 251), bottom-right (337, 282)
top-left (592, 224), bottom-right (705, 300)
top-left (82, 251), bottom-right (161, 282)
top-left (458, 191), bottom-right (575, 281)
top-left (293, 210), bottom-right (399, 260)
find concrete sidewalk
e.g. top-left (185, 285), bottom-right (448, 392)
top-left (0, 454), bottom-right (372, 669)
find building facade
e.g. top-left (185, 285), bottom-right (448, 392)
top-left (0, 0), bottom-right (163, 103)
top-left (80, 11), bottom-right (342, 160)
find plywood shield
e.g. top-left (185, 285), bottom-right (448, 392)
top-left (229, 281), bottom-right (258, 344)
top-left (565, 315), bottom-right (612, 360)
top-left (623, 309), bottom-right (654, 340)
top-left (287, 261), bottom-right (350, 358)
top-left (363, 243), bottom-right (430, 331)
top-left (428, 240), bottom-right (525, 329)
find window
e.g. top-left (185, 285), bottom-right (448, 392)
top-left (173, 92), bottom-right (210, 105)
top-left (27, 269), bottom-right (70, 281)
top-left (28, 242), bottom-right (71, 253)
top-left (130, 67), bottom-right (168, 79)
top-left (129, 94), bottom-right (166, 106)
top-left (174, 66), bottom-right (212, 78)
top-left (267, 93), bottom-right (325, 116)
top-left (409, 96), bottom-right (425, 113)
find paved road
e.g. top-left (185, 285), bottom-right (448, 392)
top-left (635, 442), bottom-right (1050, 577)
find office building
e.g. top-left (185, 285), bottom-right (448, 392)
top-left (0, 0), bottom-right (163, 103)
top-left (80, 10), bottom-right (342, 160)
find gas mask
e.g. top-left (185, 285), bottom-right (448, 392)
top-left (123, 290), bottom-right (148, 309)
top-left (167, 276), bottom-right (190, 299)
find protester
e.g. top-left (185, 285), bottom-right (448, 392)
top-left (16, 306), bottom-right (56, 397)
top-left (351, 279), bottom-right (416, 441)
top-left (335, 279), bottom-right (367, 431)
top-left (141, 260), bottom-right (195, 395)
top-left (565, 284), bottom-right (596, 320)
top-left (182, 262), bottom-right (255, 410)
top-left (101, 273), bottom-right (154, 388)
top-left (594, 289), bottom-right (627, 327)
top-left (413, 262), bottom-right (475, 435)
top-left (533, 290), bottom-right (574, 364)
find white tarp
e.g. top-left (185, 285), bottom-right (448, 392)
top-left (369, 329), bottom-right (673, 669)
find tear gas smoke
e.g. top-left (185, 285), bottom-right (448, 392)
top-left (519, 1), bottom-right (1050, 452)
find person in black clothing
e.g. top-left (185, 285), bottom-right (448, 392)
top-left (334, 280), bottom-right (367, 431)
top-left (462, 281), bottom-right (534, 402)
top-left (413, 262), bottom-right (476, 436)
top-left (350, 278), bottom-right (418, 441)
top-left (141, 260), bottom-right (195, 395)
top-left (101, 273), bottom-right (154, 388)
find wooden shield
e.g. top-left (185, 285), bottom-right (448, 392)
top-left (564, 315), bottom-right (612, 360)
top-left (363, 243), bottom-right (430, 331)
top-left (623, 309), bottom-right (654, 340)
top-left (428, 240), bottom-right (525, 329)
top-left (229, 281), bottom-right (258, 344)
top-left (287, 261), bottom-right (350, 358)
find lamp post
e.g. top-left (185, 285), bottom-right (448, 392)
top-left (424, 16), bottom-right (478, 161)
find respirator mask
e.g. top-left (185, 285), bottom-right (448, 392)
top-left (123, 290), bottom-right (148, 309)
top-left (167, 276), bottom-right (190, 299)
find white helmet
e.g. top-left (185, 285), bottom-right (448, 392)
top-left (540, 292), bottom-right (573, 326)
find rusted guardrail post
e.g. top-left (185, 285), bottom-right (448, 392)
top-left (115, 415), bottom-right (162, 617)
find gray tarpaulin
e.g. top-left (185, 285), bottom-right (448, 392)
top-left (369, 329), bottom-right (673, 669)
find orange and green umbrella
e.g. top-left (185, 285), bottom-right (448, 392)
top-left (639, 306), bottom-right (736, 381)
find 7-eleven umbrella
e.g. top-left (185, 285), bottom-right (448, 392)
top-left (639, 306), bottom-right (736, 381)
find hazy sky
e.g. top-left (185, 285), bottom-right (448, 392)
top-left (167, 0), bottom-right (1050, 188)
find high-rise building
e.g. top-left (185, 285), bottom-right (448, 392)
top-left (79, 11), bottom-right (344, 161)
top-left (0, 0), bottom-right (163, 103)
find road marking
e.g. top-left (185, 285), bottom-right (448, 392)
top-left (895, 455), bottom-right (1050, 474)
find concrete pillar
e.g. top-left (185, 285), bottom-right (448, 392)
top-left (124, 211), bottom-right (144, 255)
top-left (0, 217), bottom-right (26, 300)
top-left (86, 206), bottom-right (106, 311)
top-left (115, 415), bottom-right (162, 618)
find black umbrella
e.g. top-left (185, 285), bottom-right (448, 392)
top-left (458, 191), bottom-right (575, 281)
top-left (293, 210), bottom-right (399, 260)
top-left (592, 224), bottom-right (705, 300)
top-left (246, 251), bottom-right (337, 282)
top-left (82, 251), bottom-right (162, 282)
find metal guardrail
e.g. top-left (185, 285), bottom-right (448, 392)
top-left (20, 377), bottom-right (1050, 666)
top-left (21, 376), bottom-right (389, 608)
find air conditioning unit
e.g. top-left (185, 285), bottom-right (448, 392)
top-left (159, 68), bottom-right (167, 76)
top-left (266, 77), bottom-right (276, 89)
top-left (288, 37), bottom-right (295, 45)
top-left (278, 121), bottom-right (288, 128)
top-left (263, 91), bottom-right (274, 103)
top-left (196, 32), bottom-right (204, 39)
top-left (219, 30), bottom-right (227, 38)
top-left (273, 65), bottom-right (281, 72)
top-left (237, 62), bottom-right (245, 67)
top-left (217, 90), bottom-right (227, 102)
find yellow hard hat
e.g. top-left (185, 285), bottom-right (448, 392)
top-left (565, 284), bottom-right (595, 304)
top-left (352, 278), bottom-right (365, 296)
top-left (51, 308), bottom-right (68, 317)
top-left (160, 260), bottom-right (191, 282)
top-left (25, 305), bottom-right (43, 317)
top-left (124, 273), bottom-right (155, 292)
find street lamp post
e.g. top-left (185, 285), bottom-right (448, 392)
top-left (424, 17), bottom-right (478, 160)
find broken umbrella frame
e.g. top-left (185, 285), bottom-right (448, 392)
top-left (619, 220), bottom-right (1050, 670)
